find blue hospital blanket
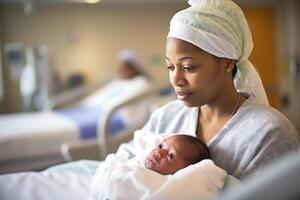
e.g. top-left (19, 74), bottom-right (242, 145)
top-left (56, 106), bottom-right (127, 140)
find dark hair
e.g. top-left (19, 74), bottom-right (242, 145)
top-left (175, 135), bottom-right (210, 165)
top-left (232, 64), bottom-right (237, 77)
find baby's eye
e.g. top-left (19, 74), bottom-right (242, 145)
top-left (157, 144), bottom-right (163, 149)
top-left (167, 154), bottom-right (174, 160)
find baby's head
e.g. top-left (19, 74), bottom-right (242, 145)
top-left (145, 134), bottom-right (210, 175)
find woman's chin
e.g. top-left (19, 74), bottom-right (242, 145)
top-left (180, 100), bottom-right (199, 107)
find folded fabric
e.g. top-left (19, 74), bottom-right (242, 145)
top-left (89, 130), bottom-right (227, 200)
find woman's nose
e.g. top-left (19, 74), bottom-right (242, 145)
top-left (170, 69), bottom-right (186, 87)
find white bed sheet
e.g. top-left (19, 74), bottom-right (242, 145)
top-left (0, 112), bottom-right (79, 161)
top-left (0, 169), bottom-right (92, 200)
top-left (0, 160), bottom-right (99, 200)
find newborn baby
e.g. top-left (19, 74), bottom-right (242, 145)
top-left (89, 131), bottom-right (226, 200)
top-left (145, 134), bottom-right (210, 175)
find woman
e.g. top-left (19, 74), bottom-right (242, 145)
top-left (117, 0), bottom-right (299, 179)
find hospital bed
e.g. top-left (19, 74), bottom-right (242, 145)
top-left (0, 84), bottom-right (174, 174)
top-left (0, 111), bottom-right (79, 174)
top-left (60, 87), bottom-right (175, 162)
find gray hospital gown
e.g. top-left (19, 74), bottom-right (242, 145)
top-left (117, 95), bottom-right (299, 179)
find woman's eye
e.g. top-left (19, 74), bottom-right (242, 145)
top-left (167, 154), bottom-right (174, 160)
top-left (183, 65), bottom-right (196, 72)
top-left (167, 65), bottom-right (175, 71)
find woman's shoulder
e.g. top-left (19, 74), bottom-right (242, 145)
top-left (239, 97), bottom-right (299, 141)
top-left (243, 98), bottom-right (291, 124)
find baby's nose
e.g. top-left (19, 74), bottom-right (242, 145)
top-left (153, 150), bottom-right (165, 158)
top-left (153, 151), bottom-right (160, 158)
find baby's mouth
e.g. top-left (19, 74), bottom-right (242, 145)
top-left (145, 157), bottom-right (157, 169)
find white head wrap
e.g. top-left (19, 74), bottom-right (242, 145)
top-left (118, 49), bottom-right (151, 79)
top-left (167, 0), bottom-right (269, 105)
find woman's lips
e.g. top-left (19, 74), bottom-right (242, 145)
top-left (175, 91), bottom-right (192, 101)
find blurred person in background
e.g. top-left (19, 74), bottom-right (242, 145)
top-left (58, 49), bottom-right (154, 140)
top-left (80, 49), bottom-right (153, 109)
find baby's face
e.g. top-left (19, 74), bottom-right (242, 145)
top-left (145, 135), bottom-right (194, 175)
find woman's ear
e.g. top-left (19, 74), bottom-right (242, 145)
top-left (223, 59), bottom-right (236, 73)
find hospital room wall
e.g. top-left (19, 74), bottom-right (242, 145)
top-left (275, 0), bottom-right (300, 133)
top-left (0, 3), bottom-right (186, 113)
top-left (0, 1), bottom-right (299, 134)
top-left (243, 0), bottom-right (300, 133)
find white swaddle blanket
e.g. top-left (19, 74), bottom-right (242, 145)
top-left (89, 131), bottom-right (227, 200)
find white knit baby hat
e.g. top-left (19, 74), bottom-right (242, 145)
top-left (168, 0), bottom-right (269, 105)
top-left (118, 49), bottom-right (151, 78)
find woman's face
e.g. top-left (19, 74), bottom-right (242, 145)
top-left (118, 61), bottom-right (139, 79)
top-left (166, 37), bottom-right (231, 107)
